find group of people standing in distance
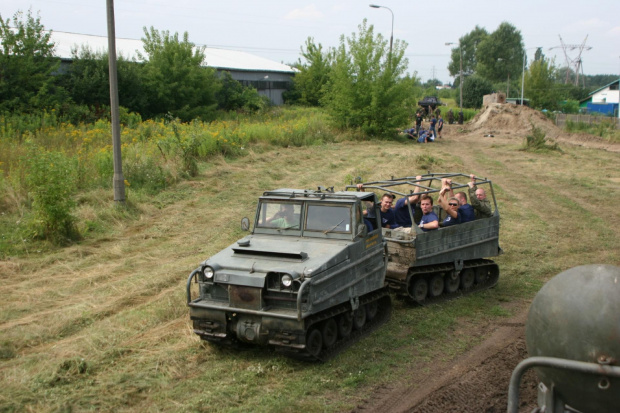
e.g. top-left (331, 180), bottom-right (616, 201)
top-left (358, 174), bottom-right (493, 232)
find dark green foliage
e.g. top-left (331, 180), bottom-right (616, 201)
top-left (559, 100), bottom-right (580, 114)
top-left (321, 19), bottom-right (415, 137)
top-left (290, 37), bottom-right (333, 106)
top-left (58, 47), bottom-right (148, 115)
top-left (0, 10), bottom-right (63, 112)
top-left (555, 70), bottom-right (619, 91)
top-left (138, 27), bottom-right (220, 121)
top-left (461, 75), bottom-right (493, 108)
top-left (447, 26), bottom-right (488, 78)
top-left (521, 123), bottom-right (562, 152)
top-left (23, 143), bottom-right (80, 244)
top-left (557, 83), bottom-right (590, 101)
top-left (524, 57), bottom-right (561, 110)
top-left (476, 22), bottom-right (524, 84)
top-left (215, 71), bottom-right (267, 112)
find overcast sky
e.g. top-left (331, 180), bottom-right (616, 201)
top-left (3, 0), bottom-right (619, 84)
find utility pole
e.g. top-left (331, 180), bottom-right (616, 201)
top-left (106, 0), bottom-right (125, 203)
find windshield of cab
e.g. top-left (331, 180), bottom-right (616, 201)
top-left (255, 200), bottom-right (353, 235)
top-left (256, 202), bottom-right (302, 229)
top-left (305, 204), bottom-right (351, 233)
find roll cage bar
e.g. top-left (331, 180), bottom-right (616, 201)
top-left (344, 173), bottom-right (500, 228)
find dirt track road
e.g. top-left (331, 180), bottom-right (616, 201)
top-left (353, 306), bottom-right (538, 413)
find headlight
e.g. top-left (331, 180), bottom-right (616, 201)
top-left (203, 266), bottom-right (214, 279)
top-left (281, 274), bottom-right (293, 288)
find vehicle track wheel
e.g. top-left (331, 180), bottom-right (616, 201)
top-left (444, 271), bottom-right (460, 293)
top-left (460, 268), bottom-right (475, 290)
top-left (366, 300), bottom-right (379, 321)
top-left (337, 313), bottom-right (353, 338)
top-left (488, 265), bottom-right (500, 286)
top-left (475, 267), bottom-right (488, 284)
top-left (353, 307), bottom-right (366, 330)
top-left (321, 318), bottom-right (338, 348)
top-left (306, 328), bottom-right (323, 357)
top-left (429, 274), bottom-right (444, 297)
top-left (409, 277), bottom-right (428, 304)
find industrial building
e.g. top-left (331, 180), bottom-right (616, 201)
top-left (51, 31), bottom-right (296, 105)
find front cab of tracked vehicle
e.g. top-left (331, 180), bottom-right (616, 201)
top-left (186, 188), bottom-right (388, 357)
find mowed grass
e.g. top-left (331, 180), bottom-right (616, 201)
top-left (1, 130), bottom-right (619, 412)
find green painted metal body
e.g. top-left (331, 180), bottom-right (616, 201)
top-left (187, 188), bottom-right (387, 349)
top-left (348, 173), bottom-right (502, 300)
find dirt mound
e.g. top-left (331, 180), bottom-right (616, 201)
top-left (466, 103), bottom-right (620, 152)
top-left (469, 103), bottom-right (560, 138)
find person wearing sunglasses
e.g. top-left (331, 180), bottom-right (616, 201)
top-left (439, 191), bottom-right (463, 227)
top-left (439, 178), bottom-right (476, 225)
top-left (438, 183), bottom-right (474, 227)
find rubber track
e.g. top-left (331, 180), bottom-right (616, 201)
top-left (199, 288), bottom-right (392, 362)
top-left (275, 288), bottom-right (392, 362)
top-left (390, 259), bottom-right (499, 306)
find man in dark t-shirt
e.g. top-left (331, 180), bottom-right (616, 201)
top-left (378, 193), bottom-right (397, 228)
top-left (393, 174), bottom-right (424, 228)
top-left (415, 112), bottom-right (423, 135)
top-left (418, 194), bottom-right (439, 232)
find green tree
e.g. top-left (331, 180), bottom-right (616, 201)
top-left (138, 27), bottom-right (219, 121)
top-left (59, 46), bottom-right (147, 116)
top-left (215, 71), bottom-right (267, 112)
top-left (291, 37), bottom-right (333, 106)
top-left (534, 47), bottom-right (544, 62)
top-left (447, 26), bottom-right (488, 77)
top-left (524, 57), bottom-right (560, 110)
top-left (321, 19), bottom-right (414, 137)
top-left (462, 75), bottom-right (493, 108)
top-left (0, 9), bottom-right (63, 112)
top-left (476, 22), bottom-right (524, 84)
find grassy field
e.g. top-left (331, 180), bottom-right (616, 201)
top-left (1, 124), bottom-right (618, 412)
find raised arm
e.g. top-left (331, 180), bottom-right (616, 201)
top-left (438, 187), bottom-right (458, 219)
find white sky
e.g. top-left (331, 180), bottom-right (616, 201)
top-left (2, 0), bottom-right (620, 85)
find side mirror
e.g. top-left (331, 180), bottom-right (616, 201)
top-left (356, 223), bottom-right (368, 238)
top-left (241, 217), bottom-right (250, 232)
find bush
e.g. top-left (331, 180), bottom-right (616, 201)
top-left (559, 100), bottom-right (580, 114)
top-left (24, 143), bottom-right (80, 244)
top-left (521, 123), bottom-right (562, 153)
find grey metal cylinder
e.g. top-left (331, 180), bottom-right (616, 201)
top-left (526, 264), bottom-right (620, 413)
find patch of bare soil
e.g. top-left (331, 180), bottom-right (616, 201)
top-left (353, 308), bottom-right (538, 413)
top-left (468, 103), bottom-right (620, 153)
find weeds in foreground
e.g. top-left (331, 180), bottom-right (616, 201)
top-left (0, 107), bottom-right (336, 246)
top-left (521, 123), bottom-right (563, 153)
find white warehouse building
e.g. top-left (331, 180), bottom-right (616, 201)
top-left (51, 31), bottom-right (296, 105)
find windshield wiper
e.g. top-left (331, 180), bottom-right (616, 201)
top-left (323, 219), bottom-right (345, 234)
top-left (278, 224), bottom-right (299, 231)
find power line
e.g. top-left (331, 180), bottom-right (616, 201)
top-left (549, 35), bottom-right (592, 87)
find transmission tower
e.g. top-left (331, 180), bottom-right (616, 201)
top-left (550, 35), bottom-right (592, 87)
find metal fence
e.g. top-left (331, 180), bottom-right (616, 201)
top-left (555, 114), bottom-right (620, 129)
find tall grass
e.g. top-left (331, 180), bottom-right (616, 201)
top-left (564, 119), bottom-right (620, 143)
top-left (0, 107), bottom-right (345, 247)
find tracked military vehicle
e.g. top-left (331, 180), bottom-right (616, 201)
top-left (186, 188), bottom-right (391, 360)
top-left (418, 96), bottom-right (442, 116)
top-left (347, 173), bottom-right (502, 304)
